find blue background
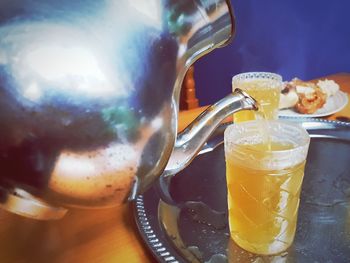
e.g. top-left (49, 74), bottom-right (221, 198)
top-left (193, 0), bottom-right (350, 105)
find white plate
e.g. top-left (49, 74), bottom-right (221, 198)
top-left (279, 90), bottom-right (349, 118)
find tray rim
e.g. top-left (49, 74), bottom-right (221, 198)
top-left (133, 117), bottom-right (350, 263)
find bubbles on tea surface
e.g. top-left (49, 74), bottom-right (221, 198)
top-left (235, 135), bottom-right (263, 146)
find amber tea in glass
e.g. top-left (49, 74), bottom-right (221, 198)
top-left (224, 120), bottom-right (310, 255)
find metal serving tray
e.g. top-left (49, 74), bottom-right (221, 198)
top-left (134, 118), bottom-right (350, 263)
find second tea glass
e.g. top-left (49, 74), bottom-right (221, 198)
top-left (232, 72), bottom-right (282, 122)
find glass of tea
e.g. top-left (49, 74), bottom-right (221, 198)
top-left (224, 120), bottom-right (310, 255)
top-left (232, 72), bottom-right (282, 122)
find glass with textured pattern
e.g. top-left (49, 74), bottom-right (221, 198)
top-left (224, 120), bottom-right (310, 255)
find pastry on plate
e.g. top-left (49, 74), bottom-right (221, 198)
top-left (279, 82), bottom-right (299, 109)
top-left (279, 78), bottom-right (329, 114)
top-left (317, 79), bottom-right (339, 98)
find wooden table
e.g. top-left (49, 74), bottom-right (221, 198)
top-left (1, 73), bottom-right (349, 263)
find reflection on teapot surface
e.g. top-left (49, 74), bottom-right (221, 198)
top-left (0, 0), bottom-right (258, 219)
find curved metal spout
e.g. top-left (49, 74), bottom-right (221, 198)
top-left (163, 89), bottom-right (258, 177)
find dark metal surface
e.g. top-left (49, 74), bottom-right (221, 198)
top-left (134, 118), bottom-right (350, 262)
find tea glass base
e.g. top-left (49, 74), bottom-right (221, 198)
top-left (230, 232), bottom-right (294, 256)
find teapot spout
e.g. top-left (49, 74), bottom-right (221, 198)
top-left (163, 89), bottom-right (258, 177)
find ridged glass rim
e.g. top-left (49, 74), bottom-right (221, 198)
top-left (224, 120), bottom-right (310, 154)
top-left (232, 71), bottom-right (283, 84)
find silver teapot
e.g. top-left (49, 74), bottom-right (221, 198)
top-left (0, 0), bottom-right (257, 219)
